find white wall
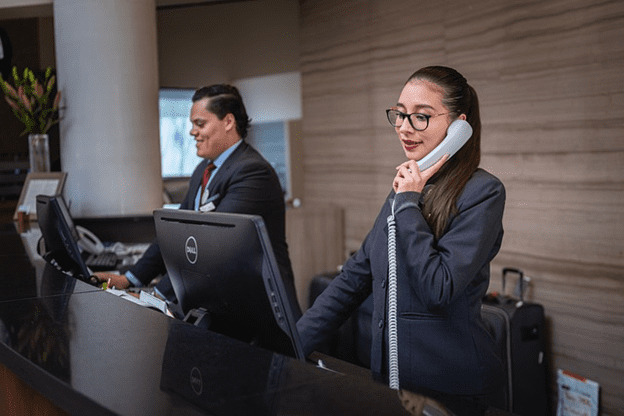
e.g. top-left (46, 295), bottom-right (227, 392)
top-left (234, 72), bottom-right (301, 123)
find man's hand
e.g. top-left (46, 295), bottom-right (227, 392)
top-left (95, 272), bottom-right (131, 289)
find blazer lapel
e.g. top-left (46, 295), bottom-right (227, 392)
top-left (206, 141), bottom-right (249, 196)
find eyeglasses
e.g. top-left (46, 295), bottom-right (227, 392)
top-left (385, 108), bottom-right (453, 131)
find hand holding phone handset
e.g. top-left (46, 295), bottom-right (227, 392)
top-left (394, 119), bottom-right (473, 193)
top-left (416, 119), bottom-right (473, 171)
top-left (387, 119), bottom-right (472, 390)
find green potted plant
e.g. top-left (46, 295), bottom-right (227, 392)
top-left (0, 66), bottom-right (61, 172)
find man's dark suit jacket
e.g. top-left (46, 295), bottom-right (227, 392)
top-left (128, 142), bottom-right (298, 315)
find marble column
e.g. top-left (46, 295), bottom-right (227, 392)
top-left (53, 0), bottom-right (162, 217)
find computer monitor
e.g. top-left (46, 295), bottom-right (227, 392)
top-left (36, 194), bottom-right (97, 285)
top-left (154, 209), bottom-right (305, 360)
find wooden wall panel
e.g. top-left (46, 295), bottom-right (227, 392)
top-left (299, 0), bottom-right (624, 414)
top-left (286, 204), bottom-right (344, 310)
top-left (0, 362), bottom-right (68, 415)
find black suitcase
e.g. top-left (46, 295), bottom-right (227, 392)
top-left (310, 269), bottom-right (550, 414)
top-left (482, 267), bottom-right (549, 416)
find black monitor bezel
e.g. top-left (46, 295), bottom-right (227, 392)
top-left (154, 209), bottom-right (305, 360)
top-left (36, 194), bottom-right (94, 284)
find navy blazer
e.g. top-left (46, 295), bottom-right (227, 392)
top-left (297, 169), bottom-right (506, 396)
top-left (128, 142), bottom-right (298, 314)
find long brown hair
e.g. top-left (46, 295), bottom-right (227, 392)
top-left (405, 66), bottom-right (481, 239)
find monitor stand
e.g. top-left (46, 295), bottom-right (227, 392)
top-left (183, 307), bottom-right (211, 329)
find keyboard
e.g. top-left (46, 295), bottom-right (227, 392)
top-left (85, 252), bottom-right (119, 270)
top-left (107, 242), bottom-right (151, 257)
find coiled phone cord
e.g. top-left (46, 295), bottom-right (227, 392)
top-left (387, 200), bottom-right (400, 390)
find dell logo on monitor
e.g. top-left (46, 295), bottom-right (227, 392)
top-left (185, 236), bottom-right (198, 264)
top-left (190, 366), bottom-right (203, 396)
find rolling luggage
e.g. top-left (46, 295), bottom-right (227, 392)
top-left (482, 267), bottom-right (549, 415)
top-left (310, 267), bottom-right (550, 414)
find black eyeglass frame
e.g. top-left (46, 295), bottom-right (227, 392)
top-left (385, 108), bottom-right (454, 131)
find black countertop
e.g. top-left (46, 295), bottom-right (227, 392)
top-left (0, 222), bottom-right (508, 416)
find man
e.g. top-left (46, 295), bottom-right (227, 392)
top-left (97, 85), bottom-right (298, 316)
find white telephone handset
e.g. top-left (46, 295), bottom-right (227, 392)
top-left (417, 119), bottom-right (473, 171)
top-left (76, 225), bottom-right (105, 255)
top-left (386, 119), bottom-right (472, 389)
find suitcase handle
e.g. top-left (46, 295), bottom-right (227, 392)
top-left (502, 267), bottom-right (524, 301)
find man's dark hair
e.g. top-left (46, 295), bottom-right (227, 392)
top-left (192, 84), bottom-right (251, 139)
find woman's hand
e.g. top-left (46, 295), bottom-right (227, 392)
top-left (393, 154), bottom-right (449, 193)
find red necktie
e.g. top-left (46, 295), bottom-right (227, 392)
top-left (200, 162), bottom-right (216, 203)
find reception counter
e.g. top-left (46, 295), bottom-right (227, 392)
top-left (0, 222), bottom-right (510, 416)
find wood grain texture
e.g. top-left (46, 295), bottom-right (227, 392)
top-left (299, 0), bottom-right (624, 414)
top-left (286, 204), bottom-right (345, 310)
top-left (0, 362), bottom-right (68, 415)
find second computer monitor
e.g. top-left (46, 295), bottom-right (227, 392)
top-left (36, 194), bottom-right (93, 284)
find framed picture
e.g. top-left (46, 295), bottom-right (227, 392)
top-left (13, 172), bottom-right (67, 222)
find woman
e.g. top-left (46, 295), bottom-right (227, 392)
top-left (297, 66), bottom-right (506, 403)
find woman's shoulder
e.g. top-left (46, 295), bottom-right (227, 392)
top-left (459, 168), bottom-right (506, 205)
top-left (468, 168), bottom-right (504, 188)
